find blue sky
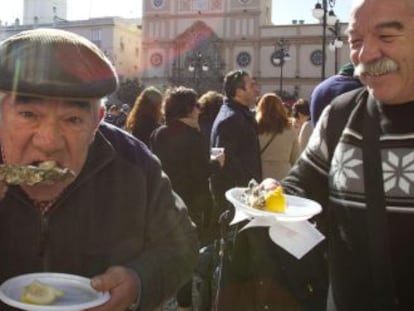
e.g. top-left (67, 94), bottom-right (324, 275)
top-left (274, 1), bottom-right (353, 24)
top-left (0, 0), bottom-right (352, 26)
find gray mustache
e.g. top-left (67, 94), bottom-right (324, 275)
top-left (354, 58), bottom-right (399, 76)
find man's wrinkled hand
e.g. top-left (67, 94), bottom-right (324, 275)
top-left (86, 266), bottom-right (140, 311)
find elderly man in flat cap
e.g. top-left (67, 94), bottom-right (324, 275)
top-left (0, 28), bottom-right (198, 311)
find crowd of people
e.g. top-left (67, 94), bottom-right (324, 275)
top-left (101, 71), bottom-right (322, 311)
top-left (1, 0), bottom-right (414, 310)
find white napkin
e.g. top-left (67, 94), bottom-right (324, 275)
top-left (268, 220), bottom-right (325, 259)
top-left (231, 211), bottom-right (325, 259)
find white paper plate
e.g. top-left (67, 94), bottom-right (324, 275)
top-left (0, 273), bottom-right (110, 311)
top-left (225, 187), bottom-right (322, 222)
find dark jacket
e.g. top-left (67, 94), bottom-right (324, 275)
top-left (199, 113), bottom-right (215, 144)
top-left (130, 115), bottom-right (161, 148)
top-left (0, 123), bottom-right (199, 311)
top-left (310, 74), bottom-right (362, 126)
top-left (210, 97), bottom-right (262, 198)
top-left (210, 98), bottom-right (327, 311)
top-left (150, 120), bottom-right (214, 242)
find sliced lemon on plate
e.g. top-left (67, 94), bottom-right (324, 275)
top-left (264, 186), bottom-right (287, 213)
top-left (21, 280), bottom-right (64, 305)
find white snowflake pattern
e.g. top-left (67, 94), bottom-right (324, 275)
top-left (332, 147), bottom-right (362, 190)
top-left (382, 150), bottom-right (414, 194)
top-left (307, 113), bottom-right (328, 160)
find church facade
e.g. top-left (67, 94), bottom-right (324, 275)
top-left (139, 0), bottom-right (351, 100)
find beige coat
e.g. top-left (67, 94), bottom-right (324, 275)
top-left (298, 120), bottom-right (313, 151)
top-left (259, 128), bottom-right (300, 180)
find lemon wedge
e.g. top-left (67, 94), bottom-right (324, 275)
top-left (21, 280), bottom-right (64, 305)
top-left (264, 186), bottom-right (286, 213)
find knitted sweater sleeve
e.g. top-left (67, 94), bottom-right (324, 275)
top-left (282, 106), bottom-right (333, 225)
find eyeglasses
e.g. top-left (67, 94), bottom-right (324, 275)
top-left (231, 69), bottom-right (245, 81)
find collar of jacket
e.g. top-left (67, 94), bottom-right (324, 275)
top-left (224, 98), bottom-right (256, 124)
top-left (179, 117), bottom-right (200, 131)
top-left (225, 97), bottom-right (255, 118)
top-left (75, 124), bottom-right (116, 185)
top-left (53, 125), bottom-right (116, 207)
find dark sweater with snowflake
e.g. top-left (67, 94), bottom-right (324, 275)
top-left (282, 87), bottom-right (414, 311)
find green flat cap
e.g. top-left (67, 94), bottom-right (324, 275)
top-left (338, 62), bottom-right (355, 76)
top-left (0, 28), bottom-right (119, 99)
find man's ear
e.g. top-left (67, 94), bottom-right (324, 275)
top-left (98, 106), bottom-right (105, 122)
top-left (89, 105), bottom-right (105, 145)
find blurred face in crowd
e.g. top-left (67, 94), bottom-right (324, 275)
top-left (190, 102), bottom-right (201, 122)
top-left (236, 75), bottom-right (258, 108)
top-left (0, 93), bottom-right (102, 200)
top-left (293, 112), bottom-right (308, 129)
top-left (252, 78), bottom-right (261, 99)
top-left (348, 0), bottom-right (414, 104)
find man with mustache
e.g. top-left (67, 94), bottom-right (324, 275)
top-left (0, 28), bottom-right (198, 311)
top-left (281, 0), bottom-right (414, 309)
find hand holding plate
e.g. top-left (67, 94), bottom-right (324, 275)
top-left (89, 266), bottom-right (140, 311)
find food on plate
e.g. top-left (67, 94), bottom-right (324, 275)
top-left (0, 160), bottom-right (75, 186)
top-left (20, 280), bottom-right (65, 305)
top-left (264, 185), bottom-right (286, 213)
top-left (242, 179), bottom-right (286, 213)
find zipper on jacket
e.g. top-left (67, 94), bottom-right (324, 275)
top-left (38, 215), bottom-right (51, 271)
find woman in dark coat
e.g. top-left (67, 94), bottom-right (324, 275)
top-left (198, 90), bottom-right (224, 143)
top-left (126, 86), bottom-right (163, 147)
top-left (150, 86), bottom-right (224, 311)
top-left (151, 86), bottom-right (224, 239)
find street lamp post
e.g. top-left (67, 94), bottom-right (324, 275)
top-left (271, 39), bottom-right (291, 95)
top-left (312, 0), bottom-right (338, 80)
top-left (188, 51), bottom-right (209, 92)
top-left (328, 20), bottom-right (344, 73)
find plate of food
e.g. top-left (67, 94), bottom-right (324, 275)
top-left (0, 273), bottom-right (110, 311)
top-left (225, 179), bottom-right (322, 222)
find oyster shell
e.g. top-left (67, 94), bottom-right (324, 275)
top-left (0, 161), bottom-right (75, 186)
